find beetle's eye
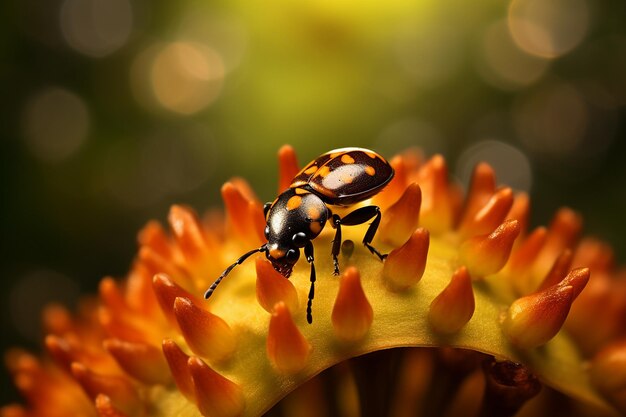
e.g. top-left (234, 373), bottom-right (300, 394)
top-left (285, 249), bottom-right (300, 263)
top-left (264, 226), bottom-right (270, 239)
top-left (292, 232), bottom-right (308, 247)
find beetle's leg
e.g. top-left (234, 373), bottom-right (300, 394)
top-left (331, 214), bottom-right (342, 275)
top-left (339, 206), bottom-right (387, 261)
top-left (304, 240), bottom-right (316, 324)
top-left (204, 245), bottom-right (267, 299)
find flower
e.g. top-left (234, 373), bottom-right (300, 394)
top-left (3, 146), bottom-right (626, 417)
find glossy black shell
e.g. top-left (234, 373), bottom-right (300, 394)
top-left (290, 147), bottom-right (394, 206)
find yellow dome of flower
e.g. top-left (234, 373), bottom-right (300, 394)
top-left (3, 146), bottom-right (625, 417)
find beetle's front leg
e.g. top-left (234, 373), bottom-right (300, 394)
top-left (331, 214), bottom-right (342, 275)
top-left (304, 241), bottom-right (316, 324)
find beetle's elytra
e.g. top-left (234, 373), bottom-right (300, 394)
top-left (204, 147), bottom-right (395, 323)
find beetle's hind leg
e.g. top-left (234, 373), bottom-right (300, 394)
top-left (339, 205), bottom-right (388, 261)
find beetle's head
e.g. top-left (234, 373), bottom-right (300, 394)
top-left (263, 188), bottom-right (327, 277)
top-left (265, 243), bottom-right (300, 278)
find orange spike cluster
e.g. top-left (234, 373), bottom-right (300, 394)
top-left (221, 182), bottom-right (265, 247)
top-left (166, 204), bottom-right (224, 285)
top-left (169, 204), bottom-right (215, 261)
top-left (536, 249), bottom-right (574, 292)
top-left (458, 188), bottom-right (514, 239)
top-left (4, 146), bottom-right (626, 417)
top-left (532, 208), bottom-right (582, 279)
top-left (152, 272), bottom-right (202, 324)
top-left (103, 339), bottom-right (171, 385)
top-left (138, 246), bottom-right (188, 287)
top-left (459, 220), bottom-right (521, 279)
top-left (503, 226), bottom-right (548, 294)
top-left (5, 350), bottom-right (94, 417)
top-left (137, 220), bottom-right (173, 260)
top-left (502, 268), bottom-right (589, 349)
top-left (70, 362), bottom-right (141, 416)
top-left (566, 264), bottom-right (626, 356)
top-left (505, 192), bottom-right (530, 235)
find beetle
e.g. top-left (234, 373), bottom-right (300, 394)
top-left (204, 147), bottom-right (395, 323)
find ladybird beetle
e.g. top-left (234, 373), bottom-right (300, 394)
top-left (204, 147), bottom-right (394, 323)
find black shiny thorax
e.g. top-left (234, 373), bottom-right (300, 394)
top-left (266, 187), bottom-right (329, 257)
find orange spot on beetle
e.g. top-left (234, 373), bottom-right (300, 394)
top-left (307, 206), bottom-right (321, 220)
top-left (310, 222), bottom-right (323, 234)
top-left (269, 248), bottom-right (286, 259)
top-left (304, 165), bottom-right (318, 175)
top-left (341, 154), bottom-right (355, 164)
top-left (365, 166), bottom-right (376, 176)
top-left (317, 166), bottom-right (331, 178)
top-left (286, 196), bottom-right (302, 211)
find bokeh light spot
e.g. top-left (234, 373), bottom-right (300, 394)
top-left (149, 42), bottom-right (225, 115)
top-left (22, 87), bottom-right (90, 163)
top-left (177, 11), bottom-right (248, 74)
top-left (60, 0), bottom-right (133, 57)
top-left (513, 82), bottom-right (589, 156)
top-left (477, 20), bottom-right (550, 90)
top-left (456, 140), bottom-right (532, 192)
top-left (508, 0), bottom-right (589, 59)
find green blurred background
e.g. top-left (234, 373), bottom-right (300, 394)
top-left (2, 0), bottom-right (625, 406)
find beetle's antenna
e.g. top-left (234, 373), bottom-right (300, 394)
top-left (204, 244), bottom-right (267, 299)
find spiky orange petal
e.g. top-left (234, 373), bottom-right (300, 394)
top-left (382, 228), bottom-right (429, 291)
top-left (278, 145), bottom-right (299, 193)
top-left (331, 267), bottom-right (374, 342)
top-left (255, 258), bottom-right (299, 314)
top-left (428, 267), bottom-right (475, 334)
top-left (173, 297), bottom-right (236, 363)
top-left (95, 394), bottom-right (130, 417)
top-left (266, 302), bottom-right (312, 373)
top-left (460, 220), bottom-right (520, 279)
top-left (162, 339), bottom-right (194, 401)
top-left (188, 356), bottom-right (245, 417)
top-left (103, 339), bottom-right (171, 385)
top-left (378, 182), bottom-right (422, 247)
